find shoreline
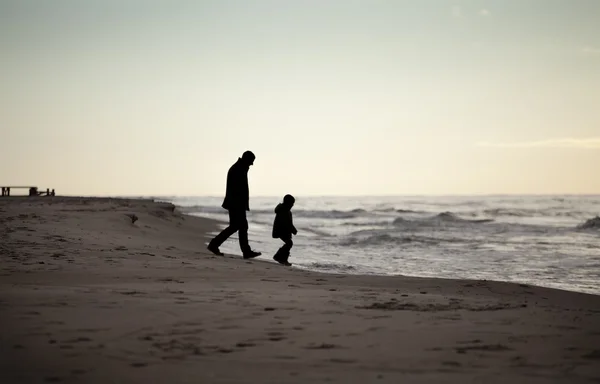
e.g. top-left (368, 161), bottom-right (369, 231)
top-left (176, 202), bottom-right (599, 297)
top-left (1, 197), bottom-right (599, 383)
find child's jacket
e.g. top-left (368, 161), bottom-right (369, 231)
top-left (272, 203), bottom-right (297, 238)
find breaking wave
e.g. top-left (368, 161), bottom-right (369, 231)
top-left (393, 212), bottom-right (494, 226)
top-left (309, 262), bottom-right (357, 273)
top-left (340, 233), bottom-right (466, 247)
top-left (294, 210), bottom-right (362, 219)
top-left (482, 208), bottom-right (583, 218)
top-left (342, 220), bottom-right (391, 227)
top-left (578, 216), bottom-right (600, 230)
top-left (373, 208), bottom-right (422, 213)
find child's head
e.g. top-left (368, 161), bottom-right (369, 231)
top-left (283, 194), bottom-right (295, 208)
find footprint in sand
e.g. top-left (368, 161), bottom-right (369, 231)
top-left (236, 342), bottom-right (257, 348)
top-left (117, 290), bottom-right (145, 296)
top-left (442, 361), bottom-right (462, 367)
top-left (329, 358), bottom-right (356, 364)
top-left (266, 331), bottom-right (286, 341)
top-left (305, 343), bottom-right (341, 350)
top-left (71, 369), bottom-right (86, 375)
top-left (167, 328), bottom-right (204, 337)
top-left (275, 355), bottom-right (297, 360)
top-left (455, 344), bottom-right (512, 354)
top-left (159, 278), bottom-right (184, 283)
top-left (217, 324), bottom-right (241, 330)
top-left (583, 350), bottom-right (600, 359)
top-left (63, 337), bottom-right (93, 344)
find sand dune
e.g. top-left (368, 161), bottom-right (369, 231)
top-left (1, 197), bottom-right (599, 383)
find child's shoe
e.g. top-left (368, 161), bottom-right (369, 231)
top-left (273, 252), bottom-right (292, 266)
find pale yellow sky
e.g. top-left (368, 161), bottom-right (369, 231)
top-left (1, 0), bottom-right (599, 196)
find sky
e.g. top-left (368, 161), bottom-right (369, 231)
top-left (1, 0), bottom-right (599, 196)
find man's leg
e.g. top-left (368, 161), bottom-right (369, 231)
top-left (226, 210), bottom-right (250, 254)
top-left (229, 210), bottom-right (261, 258)
top-left (207, 210), bottom-right (240, 255)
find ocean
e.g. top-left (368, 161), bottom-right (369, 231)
top-left (159, 195), bottom-right (600, 295)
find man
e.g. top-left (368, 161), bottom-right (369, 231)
top-left (207, 151), bottom-right (262, 259)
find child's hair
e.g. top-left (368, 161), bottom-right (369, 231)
top-left (283, 194), bottom-right (295, 205)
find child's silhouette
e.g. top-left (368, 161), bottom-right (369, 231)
top-left (272, 194), bottom-right (297, 266)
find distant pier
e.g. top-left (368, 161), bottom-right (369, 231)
top-left (1, 186), bottom-right (56, 197)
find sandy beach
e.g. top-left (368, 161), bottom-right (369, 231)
top-left (1, 197), bottom-right (599, 383)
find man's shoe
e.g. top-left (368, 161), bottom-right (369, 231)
top-left (243, 250), bottom-right (262, 259)
top-left (207, 244), bottom-right (224, 256)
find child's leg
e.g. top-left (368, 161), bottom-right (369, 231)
top-left (281, 237), bottom-right (293, 261)
top-left (274, 237), bottom-right (293, 264)
top-left (274, 238), bottom-right (287, 260)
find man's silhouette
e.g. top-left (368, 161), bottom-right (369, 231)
top-left (207, 151), bottom-right (262, 259)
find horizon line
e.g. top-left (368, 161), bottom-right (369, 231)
top-left (63, 193), bottom-right (600, 198)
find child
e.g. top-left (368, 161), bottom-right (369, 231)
top-left (272, 194), bottom-right (298, 266)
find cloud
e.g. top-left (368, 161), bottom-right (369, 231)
top-left (581, 46), bottom-right (600, 57)
top-left (477, 138), bottom-right (600, 149)
top-left (479, 9), bottom-right (491, 16)
top-left (451, 5), bottom-right (462, 18)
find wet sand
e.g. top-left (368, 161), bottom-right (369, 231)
top-left (1, 197), bottom-right (599, 383)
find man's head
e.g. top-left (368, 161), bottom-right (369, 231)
top-left (241, 150), bottom-right (255, 166)
top-left (283, 194), bottom-right (295, 208)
